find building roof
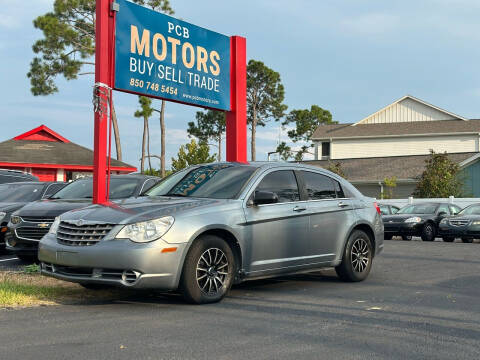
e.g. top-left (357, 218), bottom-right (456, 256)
top-left (311, 119), bottom-right (480, 140)
top-left (0, 125), bottom-right (135, 171)
top-left (355, 95), bottom-right (467, 125)
top-left (302, 152), bottom-right (479, 182)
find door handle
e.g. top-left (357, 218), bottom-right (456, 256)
top-left (293, 206), bottom-right (307, 212)
top-left (338, 201), bottom-right (349, 208)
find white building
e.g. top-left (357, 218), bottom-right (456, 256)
top-left (306, 95), bottom-right (480, 198)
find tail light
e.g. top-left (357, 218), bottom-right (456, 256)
top-left (374, 202), bottom-right (381, 214)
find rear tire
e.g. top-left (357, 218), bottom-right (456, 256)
top-left (442, 237), bottom-right (455, 243)
top-left (335, 230), bottom-right (373, 282)
top-left (461, 237), bottom-right (473, 243)
top-left (180, 235), bottom-right (235, 304)
top-left (421, 223), bottom-right (435, 242)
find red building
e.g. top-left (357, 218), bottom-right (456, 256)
top-left (0, 125), bottom-right (136, 181)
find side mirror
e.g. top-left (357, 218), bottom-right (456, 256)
top-left (438, 211), bottom-right (447, 218)
top-left (252, 190), bottom-right (278, 205)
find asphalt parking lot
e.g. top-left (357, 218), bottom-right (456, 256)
top-left (1, 239), bottom-right (479, 360)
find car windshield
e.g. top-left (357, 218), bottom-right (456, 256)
top-left (397, 204), bottom-right (437, 214)
top-left (146, 164), bottom-right (257, 199)
top-left (51, 178), bottom-right (139, 200)
top-left (0, 183), bottom-right (44, 202)
top-left (458, 205), bottom-right (480, 216)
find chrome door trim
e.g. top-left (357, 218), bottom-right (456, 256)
top-left (251, 253), bottom-right (335, 266)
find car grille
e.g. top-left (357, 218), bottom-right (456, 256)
top-left (15, 227), bottom-right (50, 241)
top-left (20, 216), bottom-right (56, 223)
top-left (384, 217), bottom-right (405, 223)
top-left (449, 219), bottom-right (470, 227)
top-left (56, 221), bottom-right (114, 246)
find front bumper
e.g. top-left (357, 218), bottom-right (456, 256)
top-left (438, 225), bottom-right (480, 239)
top-left (383, 221), bottom-right (423, 236)
top-left (39, 233), bottom-right (188, 290)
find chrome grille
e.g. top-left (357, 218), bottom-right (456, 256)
top-left (15, 227), bottom-right (49, 241)
top-left (449, 219), bottom-right (470, 227)
top-left (20, 216), bottom-right (56, 223)
top-left (57, 221), bottom-right (114, 246)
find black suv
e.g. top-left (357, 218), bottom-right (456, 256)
top-left (0, 181), bottom-right (66, 253)
top-left (6, 175), bottom-right (159, 261)
top-left (0, 169), bottom-right (38, 184)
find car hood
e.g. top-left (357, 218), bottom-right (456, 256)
top-left (61, 196), bottom-right (231, 224)
top-left (0, 202), bottom-right (28, 213)
top-left (382, 213), bottom-right (434, 222)
top-left (14, 199), bottom-right (92, 218)
top-left (447, 214), bottom-right (480, 220)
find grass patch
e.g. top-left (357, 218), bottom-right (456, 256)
top-left (0, 272), bottom-right (126, 308)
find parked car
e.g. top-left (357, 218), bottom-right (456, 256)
top-left (378, 204), bottom-right (411, 240)
top-left (6, 174), bottom-right (159, 261)
top-left (0, 181), bottom-right (66, 253)
top-left (38, 162), bottom-right (384, 304)
top-left (383, 202), bottom-right (461, 242)
top-left (438, 203), bottom-right (480, 243)
top-left (0, 169), bottom-right (38, 184)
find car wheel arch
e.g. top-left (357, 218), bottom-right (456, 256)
top-left (186, 227), bottom-right (243, 282)
top-left (348, 223), bottom-right (376, 257)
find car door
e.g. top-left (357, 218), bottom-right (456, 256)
top-left (300, 170), bottom-right (357, 262)
top-left (243, 169), bottom-right (310, 274)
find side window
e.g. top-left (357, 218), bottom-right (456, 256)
top-left (333, 180), bottom-right (345, 198)
top-left (437, 204), bottom-right (450, 215)
top-left (43, 183), bottom-right (65, 198)
top-left (302, 171), bottom-right (337, 200)
top-left (255, 170), bottom-right (300, 203)
top-left (141, 179), bottom-right (157, 194)
top-left (449, 205), bottom-right (460, 215)
top-left (379, 205), bottom-right (390, 215)
top-left (391, 206), bottom-right (400, 214)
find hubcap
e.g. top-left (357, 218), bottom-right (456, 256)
top-left (351, 238), bottom-right (370, 273)
top-left (196, 248), bottom-right (229, 295)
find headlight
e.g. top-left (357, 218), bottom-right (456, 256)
top-left (440, 218), bottom-right (448, 224)
top-left (0, 212), bottom-right (5, 222)
top-left (115, 216), bottom-right (174, 243)
top-left (10, 215), bottom-right (21, 224)
top-left (404, 217), bottom-right (422, 223)
top-left (48, 217), bottom-right (61, 235)
top-left (472, 220), bottom-right (480, 226)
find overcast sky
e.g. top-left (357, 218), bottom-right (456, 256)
top-left (1, 0), bottom-right (479, 169)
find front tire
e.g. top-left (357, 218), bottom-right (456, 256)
top-left (335, 230), bottom-right (373, 282)
top-left (180, 235), bottom-right (235, 304)
top-left (421, 223), bottom-right (435, 242)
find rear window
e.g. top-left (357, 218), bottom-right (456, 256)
top-left (0, 183), bottom-right (44, 202)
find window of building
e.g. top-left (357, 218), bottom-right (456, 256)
top-left (321, 142), bottom-right (330, 157)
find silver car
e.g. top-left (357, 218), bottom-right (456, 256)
top-left (39, 162), bottom-right (384, 304)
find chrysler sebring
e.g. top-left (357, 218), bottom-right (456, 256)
top-left (39, 162), bottom-right (384, 304)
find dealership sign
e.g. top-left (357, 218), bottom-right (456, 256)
top-left (114, 0), bottom-right (231, 110)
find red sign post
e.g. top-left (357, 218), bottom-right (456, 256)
top-left (92, 0), bottom-right (247, 204)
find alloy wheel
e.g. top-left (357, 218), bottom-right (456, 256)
top-left (196, 248), bottom-right (229, 295)
top-left (351, 238), bottom-right (370, 273)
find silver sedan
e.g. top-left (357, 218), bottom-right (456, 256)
top-left (39, 162), bottom-right (384, 304)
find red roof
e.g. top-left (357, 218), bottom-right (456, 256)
top-left (13, 124), bottom-right (70, 143)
